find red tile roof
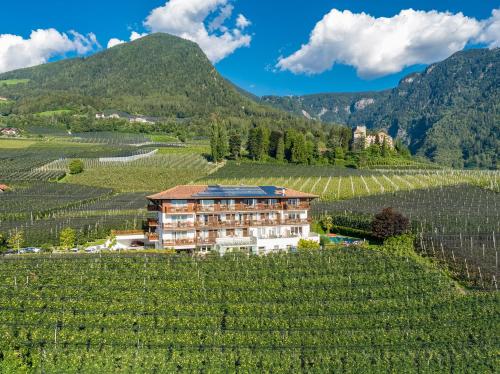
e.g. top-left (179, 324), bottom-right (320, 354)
top-left (147, 185), bottom-right (317, 200)
top-left (0, 184), bottom-right (9, 191)
top-left (147, 185), bottom-right (208, 200)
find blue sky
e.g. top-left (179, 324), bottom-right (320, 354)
top-left (1, 1), bottom-right (498, 96)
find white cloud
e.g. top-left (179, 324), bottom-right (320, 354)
top-left (130, 31), bottom-right (148, 41)
top-left (0, 28), bottom-right (98, 74)
top-left (277, 8), bottom-right (500, 78)
top-left (107, 31), bottom-right (148, 48)
top-left (144, 0), bottom-right (251, 63)
top-left (236, 14), bottom-right (251, 29)
top-left (476, 9), bottom-right (500, 48)
top-left (107, 38), bottom-right (125, 48)
top-left (209, 4), bottom-right (233, 32)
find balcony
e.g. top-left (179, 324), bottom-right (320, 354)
top-left (196, 203), bottom-right (283, 212)
top-left (282, 218), bottom-right (311, 225)
top-left (163, 222), bottom-right (195, 229)
top-left (284, 203), bottom-right (310, 210)
top-left (196, 237), bottom-right (217, 245)
top-left (195, 218), bottom-right (310, 228)
top-left (164, 206), bottom-right (196, 213)
top-left (163, 239), bottom-right (196, 247)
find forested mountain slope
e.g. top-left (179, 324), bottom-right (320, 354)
top-left (263, 49), bottom-right (499, 168)
top-left (0, 33), bottom-right (275, 119)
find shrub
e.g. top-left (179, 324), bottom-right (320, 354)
top-left (59, 227), bottom-right (76, 250)
top-left (380, 234), bottom-right (416, 257)
top-left (68, 159), bottom-right (84, 174)
top-left (371, 207), bottom-right (409, 240)
top-left (297, 239), bottom-right (320, 250)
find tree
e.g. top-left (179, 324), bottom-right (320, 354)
top-left (0, 233), bottom-right (7, 253)
top-left (246, 125), bottom-right (269, 161)
top-left (319, 215), bottom-right (333, 233)
top-left (69, 159), bottom-right (84, 174)
top-left (269, 130), bottom-right (283, 158)
top-left (334, 146), bottom-right (345, 160)
top-left (210, 119), bottom-right (228, 163)
top-left (228, 133), bottom-right (242, 159)
top-left (381, 138), bottom-right (389, 157)
top-left (7, 229), bottom-right (24, 251)
top-left (247, 127), bottom-right (260, 160)
top-left (107, 233), bottom-right (117, 250)
top-left (298, 239), bottom-right (321, 250)
top-left (291, 133), bottom-right (307, 164)
top-left (276, 136), bottom-right (285, 162)
top-left (371, 208), bottom-right (409, 240)
top-left (59, 227), bottom-right (76, 250)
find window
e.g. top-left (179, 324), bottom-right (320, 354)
top-left (172, 200), bottom-right (187, 206)
top-left (201, 200), bottom-right (214, 206)
top-left (243, 198), bottom-right (255, 206)
top-left (288, 198), bottom-right (299, 206)
top-left (291, 227), bottom-right (303, 236)
top-left (174, 231), bottom-right (188, 240)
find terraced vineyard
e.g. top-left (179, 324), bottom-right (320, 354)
top-left (0, 250), bottom-right (497, 372)
top-left (313, 185), bottom-right (499, 289)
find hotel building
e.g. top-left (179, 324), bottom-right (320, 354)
top-left (113, 185), bottom-right (319, 253)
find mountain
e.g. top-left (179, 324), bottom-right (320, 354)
top-left (263, 49), bottom-right (499, 169)
top-left (0, 33), bottom-right (274, 119)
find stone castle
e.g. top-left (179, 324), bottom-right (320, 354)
top-left (352, 126), bottom-right (394, 150)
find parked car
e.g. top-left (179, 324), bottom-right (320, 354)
top-left (84, 246), bottom-right (103, 253)
top-left (24, 247), bottom-right (41, 253)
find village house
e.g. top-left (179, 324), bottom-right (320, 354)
top-left (0, 184), bottom-right (10, 193)
top-left (111, 185), bottom-right (320, 254)
top-left (352, 125), bottom-right (394, 150)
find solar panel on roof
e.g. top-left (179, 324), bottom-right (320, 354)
top-left (194, 185), bottom-right (280, 198)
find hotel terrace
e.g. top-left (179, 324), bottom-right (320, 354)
top-left (112, 185), bottom-right (320, 253)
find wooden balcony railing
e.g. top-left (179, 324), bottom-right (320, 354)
top-left (163, 239), bottom-right (196, 246)
top-left (284, 203), bottom-right (310, 210)
top-left (196, 203), bottom-right (283, 212)
top-left (164, 206), bottom-right (196, 213)
top-left (163, 222), bottom-right (196, 229)
top-left (195, 218), bottom-right (310, 228)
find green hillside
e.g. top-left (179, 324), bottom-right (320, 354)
top-left (0, 33), bottom-right (273, 119)
top-left (263, 49), bottom-right (499, 169)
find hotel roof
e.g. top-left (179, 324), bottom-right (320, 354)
top-left (147, 185), bottom-right (317, 200)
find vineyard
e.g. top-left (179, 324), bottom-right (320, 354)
top-left (0, 250), bottom-right (497, 372)
top-left (0, 135), bottom-right (220, 244)
top-left (313, 184), bottom-right (499, 289)
top-left (203, 162), bottom-right (499, 200)
top-left (65, 153), bottom-right (218, 192)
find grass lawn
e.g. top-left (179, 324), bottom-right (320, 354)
top-left (0, 138), bottom-right (38, 148)
top-left (149, 134), bottom-right (179, 142)
top-left (0, 79), bottom-right (30, 86)
top-left (157, 143), bottom-right (210, 155)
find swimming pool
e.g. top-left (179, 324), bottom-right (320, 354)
top-left (327, 234), bottom-right (360, 244)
